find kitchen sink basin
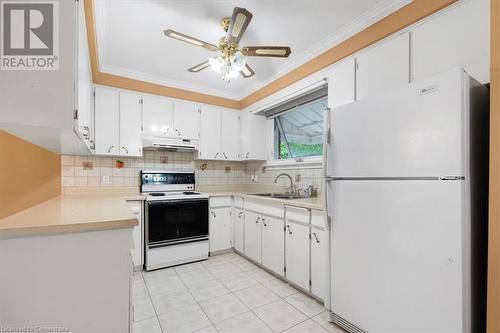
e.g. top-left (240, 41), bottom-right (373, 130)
top-left (252, 193), bottom-right (303, 199)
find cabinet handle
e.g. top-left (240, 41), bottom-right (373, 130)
top-left (286, 225), bottom-right (292, 235)
top-left (210, 211), bottom-right (217, 218)
top-left (245, 152), bottom-right (250, 158)
top-left (238, 212), bottom-right (243, 218)
top-left (214, 152), bottom-right (220, 159)
top-left (223, 152), bottom-right (228, 159)
top-left (175, 129), bottom-right (181, 136)
top-left (107, 145), bottom-right (115, 153)
top-left (313, 232), bottom-right (320, 244)
top-left (122, 146), bottom-right (129, 154)
top-left (262, 218), bottom-right (267, 227)
top-left (256, 217), bottom-right (260, 224)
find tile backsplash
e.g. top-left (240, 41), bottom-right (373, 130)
top-left (61, 152), bottom-right (323, 195)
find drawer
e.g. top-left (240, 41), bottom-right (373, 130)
top-left (285, 206), bottom-right (310, 224)
top-left (245, 199), bottom-right (283, 219)
top-left (210, 196), bottom-right (232, 208)
top-left (234, 196), bottom-right (244, 209)
top-left (311, 209), bottom-right (326, 228)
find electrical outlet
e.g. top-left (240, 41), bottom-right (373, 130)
top-left (102, 175), bottom-right (110, 185)
top-left (160, 156), bottom-right (168, 164)
top-left (225, 166), bottom-right (231, 173)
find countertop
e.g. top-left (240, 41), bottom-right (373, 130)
top-left (0, 194), bottom-right (138, 240)
top-left (208, 192), bottom-right (324, 210)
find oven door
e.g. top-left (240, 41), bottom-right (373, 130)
top-left (146, 198), bottom-right (209, 248)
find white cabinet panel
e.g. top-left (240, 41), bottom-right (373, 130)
top-left (285, 221), bottom-right (310, 291)
top-left (127, 201), bottom-right (143, 268)
top-left (94, 87), bottom-right (120, 155)
top-left (244, 211), bottom-right (262, 263)
top-left (209, 207), bottom-right (232, 253)
top-left (240, 110), bottom-right (267, 160)
top-left (356, 32), bottom-right (410, 100)
top-left (221, 109), bottom-right (240, 160)
top-left (173, 101), bottom-right (200, 139)
top-left (199, 106), bottom-right (221, 160)
top-left (311, 227), bottom-right (328, 301)
top-left (143, 95), bottom-right (173, 137)
top-left (233, 209), bottom-right (245, 253)
top-left (119, 91), bottom-right (143, 157)
top-left (261, 216), bottom-right (284, 277)
top-left (328, 58), bottom-right (356, 109)
top-left (411, 0), bottom-right (489, 84)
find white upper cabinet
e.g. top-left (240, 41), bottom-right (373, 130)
top-left (240, 110), bottom-right (267, 160)
top-left (356, 32), bottom-right (410, 100)
top-left (143, 95), bottom-right (174, 137)
top-left (411, 0), bottom-right (489, 84)
top-left (94, 87), bottom-right (120, 155)
top-left (173, 101), bottom-right (200, 140)
top-left (119, 91), bottom-right (143, 157)
top-left (94, 86), bottom-right (142, 157)
top-left (199, 106), bottom-right (221, 160)
top-left (328, 58), bottom-right (356, 109)
top-left (220, 110), bottom-right (240, 160)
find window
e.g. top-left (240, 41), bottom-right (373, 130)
top-left (270, 93), bottom-right (327, 161)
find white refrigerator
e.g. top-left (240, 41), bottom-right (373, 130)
top-left (325, 68), bottom-right (489, 333)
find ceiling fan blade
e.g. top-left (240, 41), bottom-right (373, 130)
top-left (188, 60), bottom-right (210, 73)
top-left (164, 29), bottom-right (219, 51)
top-left (240, 63), bottom-right (255, 78)
top-left (226, 7), bottom-right (253, 43)
top-left (241, 46), bottom-right (292, 58)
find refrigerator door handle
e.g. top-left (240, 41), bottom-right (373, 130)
top-left (325, 175), bottom-right (335, 182)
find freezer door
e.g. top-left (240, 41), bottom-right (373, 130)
top-left (328, 69), bottom-right (464, 178)
top-left (329, 180), bottom-right (464, 332)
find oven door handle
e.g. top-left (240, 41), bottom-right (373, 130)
top-left (210, 211), bottom-right (217, 218)
top-left (146, 198), bottom-right (209, 206)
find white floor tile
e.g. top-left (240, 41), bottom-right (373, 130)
top-left (207, 262), bottom-right (242, 280)
top-left (202, 255), bottom-right (230, 268)
top-left (142, 267), bottom-right (177, 283)
top-left (178, 268), bottom-right (217, 286)
top-left (312, 311), bottom-right (346, 333)
top-left (146, 275), bottom-right (187, 297)
top-left (222, 272), bottom-right (259, 292)
top-left (253, 300), bottom-right (307, 332)
top-left (133, 279), bottom-right (150, 301)
top-left (132, 316), bottom-right (162, 333)
top-left (132, 297), bottom-right (156, 322)
top-left (199, 293), bottom-right (249, 323)
top-left (285, 292), bottom-right (325, 317)
top-left (174, 261), bottom-right (206, 274)
top-left (151, 289), bottom-right (197, 315)
top-left (194, 325), bottom-right (218, 333)
top-left (216, 311), bottom-right (272, 333)
top-left (284, 319), bottom-right (330, 333)
top-left (231, 258), bottom-right (258, 272)
top-left (158, 304), bottom-right (211, 333)
top-left (187, 278), bottom-right (231, 302)
top-left (233, 284), bottom-right (280, 309)
top-left (245, 268), bottom-right (277, 284)
top-left (263, 279), bottom-right (299, 298)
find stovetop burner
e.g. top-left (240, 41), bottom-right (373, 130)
top-left (149, 193), bottom-right (166, 197)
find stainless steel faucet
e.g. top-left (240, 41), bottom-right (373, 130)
top-left (274, 173), bottom-right (295, 195)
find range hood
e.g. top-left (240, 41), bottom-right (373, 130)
top-left (142, 136), bottom-right (198, 152)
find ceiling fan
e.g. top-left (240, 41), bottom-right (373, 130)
top-left (164, 7), bottom-right (292, 82)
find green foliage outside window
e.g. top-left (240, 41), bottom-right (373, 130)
top-left (279, 138), bottom-right (323, 160)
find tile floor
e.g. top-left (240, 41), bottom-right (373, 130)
top-left (132, 252), bottom-right (344, 333)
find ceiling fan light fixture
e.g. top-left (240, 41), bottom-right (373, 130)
top-left (209, 56), bottom-right (224, 74)
top-left (230, 52), bottom-right (247, 72)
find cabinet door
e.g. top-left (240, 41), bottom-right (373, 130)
top-left (285, 222), bottom-right (310, 290)
top-left (173, 101), bottom-right (200, 139)
top-left (244, 211), bottom-right (262, 263)
top-left (233, 209), bottom-right (245, 253)
top-left (220, 109), bottom-right (240, 161)
top-left (356, 32), bottom-right (410, 100)
top-left (119, 91), bottom-right (143, 157)
top-left (199, 106), bottom-right (221, 160)
top-left (240, 110), bottom-right (267, 160)
top-left (209, 207), bottom-right (231, 253)
top-left (311, 227), bottom-right (328, 301)
top-left (328, 58), bottom-right (356, 109)
top-left (261, 216), bottom-right (284, 277)
top-left (143, 95), bottom-right (174, 137)
top-left (127, 201), bottom-right (143, 268)
top-left (94, 87), bottom-right (120, 155)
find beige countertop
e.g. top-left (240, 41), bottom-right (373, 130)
top-left (0, 194), bottom-right (138, 240)
top-left (208, 192), bottom-right (324, 210)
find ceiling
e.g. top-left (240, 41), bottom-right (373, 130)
top-left (94, 0), bottom-right (407, 100)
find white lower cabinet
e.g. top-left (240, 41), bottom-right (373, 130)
top-left (285, 221), bottom-right (310, 291)
top-left (311, 227), bottom-right (328, 301)
top-left (209, 207), bottom-right (232, 253)
top-left (261, 216), bottom-right (285, 277)
top-left (244, 211), bottom-right (262, 263)
top-left (126, 200), bottom-right (143, 269)
top-left (233, 208), bottom-right (245, 253)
